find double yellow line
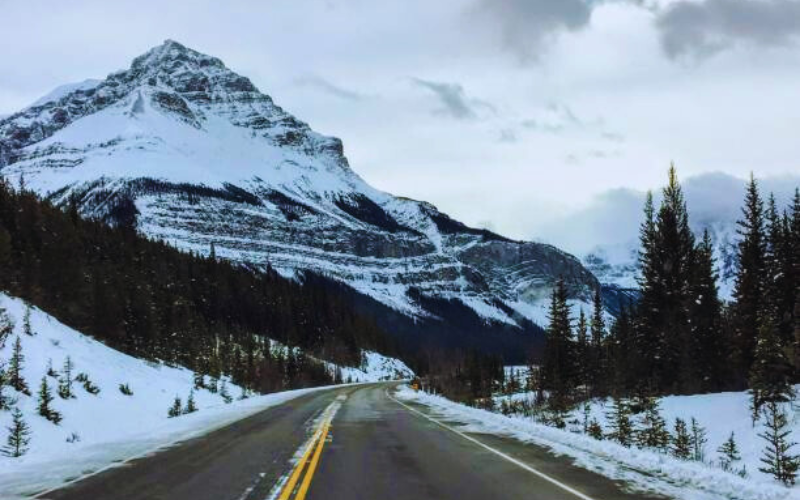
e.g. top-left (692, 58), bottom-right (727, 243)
top-left (277, 406), bottom-right (336, 500)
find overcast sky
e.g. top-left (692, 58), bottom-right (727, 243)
top-left (1, 0), bottom-right (799, 246)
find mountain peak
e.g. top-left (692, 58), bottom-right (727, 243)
top-left (128, 40), bottom-right (231, 84)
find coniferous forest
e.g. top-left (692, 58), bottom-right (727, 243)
top-left (543, 167), bottom-right (800, 402)
top-left (0, 179), bottom-right (397, 393)
top-left (428, 167), bottom-right (799, 415)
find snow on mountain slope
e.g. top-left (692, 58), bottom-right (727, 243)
top-left (0, 293), bottom-right (405, 498)
top-left (401, 386), bottom-right (797, 500)
top-left (0, 40), bottom-right (600, 337)
top-left (29, 79), bottom-right (102, 109)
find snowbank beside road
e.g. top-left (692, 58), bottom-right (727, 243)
top-left (396, 386), bottom-right (797, 500)
top-left (0, 293), bottom-right (380, 498)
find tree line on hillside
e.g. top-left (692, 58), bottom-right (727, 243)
top-left (0, 178), bottom-right (396, 395)
top-left (538, 167), bottom-right (800, 484)
top-left (539, 167), bottom-right (798, 403)
top-left (419, 167), bottom-right (800, 485)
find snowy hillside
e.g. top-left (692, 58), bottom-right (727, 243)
top-left (0, 40), bottom-right (599, 342)
top-left (0, 293), bottom-right (407, 497)
top-left (401, 386), bottom-right (799, 500)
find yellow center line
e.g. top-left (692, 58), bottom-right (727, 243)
top-left (277, 424), bottom-right (326, 500)
top-left (294, 417), bottom-right (332, 500)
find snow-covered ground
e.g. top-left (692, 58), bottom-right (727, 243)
top-left (398, 386), bottom-right (799, 500)
top-left (333, 350), bottom-right (414, 382)
top-left (0, 293), bottom-right (406, 498)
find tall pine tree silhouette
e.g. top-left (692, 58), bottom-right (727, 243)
top-left (733, 174), bottom-right (766, 387)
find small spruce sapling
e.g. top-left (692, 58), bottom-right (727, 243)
top-left (672, 418), bottom-right (691, 459)
top-left (636, 397), bottom-right (670, 452)
top-left (587, 419), bottom-right (604, 440)
top-left (0, 361), bottom-right (11, 411)
top-left (758, 401), bottom-right (800, 485)
top-left (168, 396), bottom-right (182, 418)
top-left (718, 432), bottom-right (741, 473)
top-left (2, 407), bottom-right (31, 457)
top-left (8, 336), bottom-right (30, 395)
top-left (58, 357), bottom-right (75, 399)
top-left (690, 417), bottom-right (708, 462)
top-left (0, 305), bottom-right (14, 348)
top-left (119, 383), bottom-right (133, 396)
top-left (184, 389), bottom-right (198, 414)
top-left (22, 306), bottom-right (33, 336)
top-left (37, 376), bottom-right (62, 424)
top-left (606, 398), bottom-right (633, 447)
top-left (193, 371), bottom-right (204, 390)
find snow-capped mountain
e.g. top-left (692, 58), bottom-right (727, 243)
top-left (0, 40), bottom-right (600, 354)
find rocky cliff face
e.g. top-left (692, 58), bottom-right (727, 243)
top-left (0, 41), bottom-right (601, 353)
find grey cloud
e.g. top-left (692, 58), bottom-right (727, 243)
top-left (656, 0), bottom-right (800, 59)
top-left (294, 75), bottom-right (365, 101)
top-left (473, 0), bottom-right (644, 62)
top-left (412, 78), bottom-right (494, 120)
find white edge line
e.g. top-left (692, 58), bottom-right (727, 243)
top-left (387, 390), bottom-right (599, 500)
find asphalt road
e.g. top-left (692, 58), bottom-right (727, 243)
top-left (38, 384), bottom-right (662, 500)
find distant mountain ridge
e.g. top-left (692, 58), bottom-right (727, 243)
top-left (0, 40), bottom-right (602, 359)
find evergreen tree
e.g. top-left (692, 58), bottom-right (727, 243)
top-left (37, 376), bottom-right (61, 424)
top-left (22, 305), bottom-right (33, 336)
top-left (749, 316), bottom-right (794, 421)
top-left (636, 397), bottom-right (670, 451)
top-left (733, 174), bottom-right (767, 386)
top-left (672, 418), bottom-right (691, 459)
top-left (589, 288), bottom-right (606, 397)
top-left (184, 389), bottom-right (198, 414)
top-left (607, 301), bottom-right (634, 395)
top-left (58, 356), bottom-right (75, 399)
top-left (0, 305), bottom-right (13, 348)
top-left (606, 398), bottom-right (633, 447)
top-left (587, 419), bottom-right (604, 440)
top-left (634, 190), bottom-right (661, 391)
top-left (650, 166), bottom-right (695, 393)
top-left (793, 188), bottom-right (800, 377)
top-left (541, 278), bottom-right (575, 404)
top-left (193, 371), bottom-right (204, 390)
top-left (2, 407), bottom-right (30, 457)
top-left (689, 230), bottom-right (725, 392)
top-left (690, 417), bottom-right (708, 462)
top-left (758, 401), bottom-right (800, 486)
top-left (0, 361), bottom-right (9, 411)
top-left (718, 432), bottom-right (741, 472)
top-left (168, 396), bottom-right (182, 418)
top-left (576, 309), bottom-right (589, 397)
top-left (8, 336), bottom-right (29, 395)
